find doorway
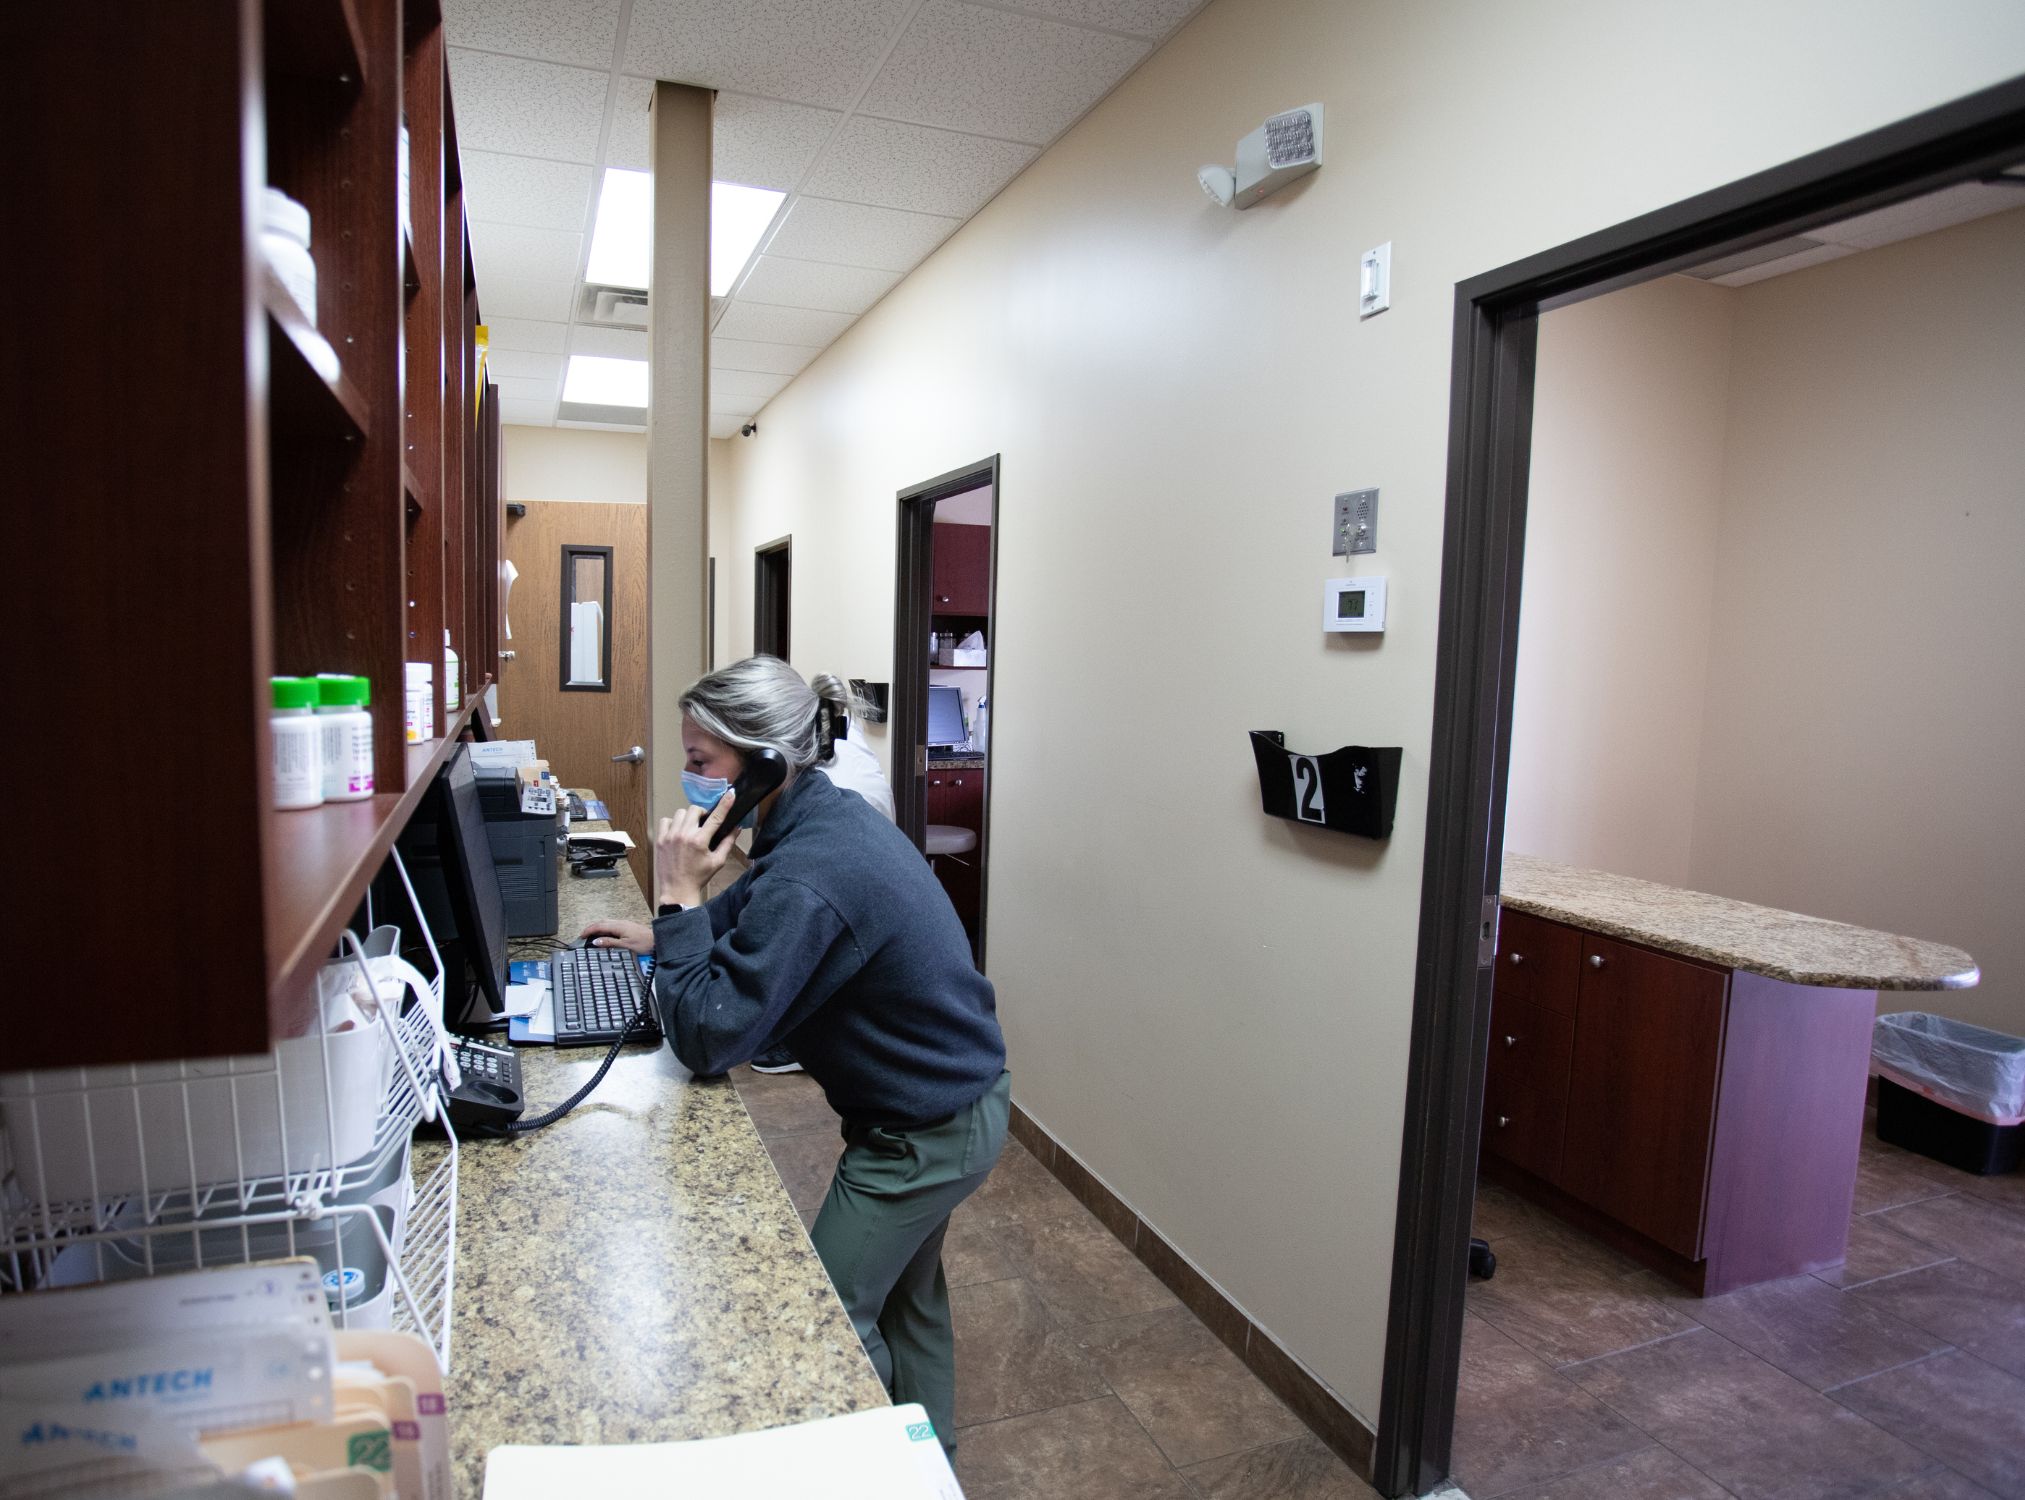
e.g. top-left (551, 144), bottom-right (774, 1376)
top-left (755, 536), bottom-right (791, 658)
top-left (498, 501), bottom-right (652, 890)
top-left (892, 457), bottom-right (1000, 965)
top-left (1373, 77), bottom-right (2025, 1498)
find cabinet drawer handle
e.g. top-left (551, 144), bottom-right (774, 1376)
top-left (1589, 954), bottom-right (1606, 969)
top-left (1503, 1034), bottom-right (1517, 1048)
top-left (954, 777), bottom-right (964, 786)
top-left (1495, 1115), bottom-right (1511, 1129)
top-left (938, 595), bottom-right (951, 604)
top-left (1507, 951), bottom-right (1523, 966)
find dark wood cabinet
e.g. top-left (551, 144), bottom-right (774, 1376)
top-left (1557, 936), bottom-right (1727, 1258)
top-left (1481, 992), bottom-right (1577, 1183)
top-left (1484, 908), bottom-right (1874, 1294)
top-left (17, 0), bottom-right (495, 1070)
top-left (931, 524), bottom-right (991, 617)
top-left (926, 766), bottom-right (985, 935)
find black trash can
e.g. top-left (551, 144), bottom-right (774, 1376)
top-left (1871, 1013), bottom-right (2025, 1176)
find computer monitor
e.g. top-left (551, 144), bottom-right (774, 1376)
top-left (926, 685), bottom-right (967, 749)
top-left (435, 744), bottom-right (509, 1019)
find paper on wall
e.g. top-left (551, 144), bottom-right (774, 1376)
top-left (568, 600), bottom-right (603, 684)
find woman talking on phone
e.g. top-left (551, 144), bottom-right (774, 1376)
top-left (579, 655), bottom-right (1008, 1451)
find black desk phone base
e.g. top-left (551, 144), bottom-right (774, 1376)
top-left (446, 1038), bottom-right (525, 1132)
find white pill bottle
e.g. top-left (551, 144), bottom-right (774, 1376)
top-left (316, 674), bottom-right (375, 801)
top-left (271, 676), bottom-right (324, 811)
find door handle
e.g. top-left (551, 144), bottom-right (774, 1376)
top-left (499, 649), bottom-right (517, 660)
top-left (612, 746), bottom-right (644, 764)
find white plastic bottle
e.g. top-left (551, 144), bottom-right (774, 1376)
top-left (405, 662), bottom-right (435, 744)
top-left (444, 629), bottom-right (459, 714)
top-left (260, 187), bottom-right (316, 328)
top-left (272, 677), bottom-right (324, 810)
top-left (315, 674), bottom-right (376, 801)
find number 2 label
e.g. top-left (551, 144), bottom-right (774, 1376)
top-left (1292, 755), bottom-right (1326, 824)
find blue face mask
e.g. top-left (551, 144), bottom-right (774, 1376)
top-left (680, 769), bottom-right (760, 828)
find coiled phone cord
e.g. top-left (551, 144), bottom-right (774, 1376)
top-left (464, 1002), bottom-right (658, 1138)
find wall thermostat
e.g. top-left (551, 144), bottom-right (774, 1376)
top-left (1324, 576), bottom-right (1387, 633)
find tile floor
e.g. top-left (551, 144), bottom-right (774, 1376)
top-left (1457, 1118), bottom-right (2025, 1500)
top-left (730, 1065), bottom-right (1376, 1499)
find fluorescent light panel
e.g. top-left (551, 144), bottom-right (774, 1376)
top-left (585, 169), bottom-right (786, 297)
top-left (563, 355), bottom-right (649, 407)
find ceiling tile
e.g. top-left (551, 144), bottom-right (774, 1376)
top-left (442, 0), bottom-right (623, 68)
top-left (802, 116), bottom-right (1036, 217)
top-left (483, 317), bottom-right (570, 353)
top-left (711, 337), bottom-right (818, 375)
top-left (570, 326), bottom-right (650, 360)
top-left (861, 0), bottom-right (1148, 146)
top-left (715, 94), bottom-right (844, 192)
top-left (1815, 182), bottom-right (2023, 249)
top-left (604, 75), bottom-right (655, 172)
top-left (446, 49), bottom-right (608, 162)
top-left (622, 0), bottom-right (915, 110)
top-left (460, 150), bottom-right (596, 231)
top-left (482, 275), bottom-right (578, 322)
top-left (1711, 243), bottom-right (1855, 287)
top-left (709, 414), bottom-right (746, 439)
top-left (486, 349), bottom-right (565, 381)
top-left (713, 300), bottom-right (856, 346)
top-left (766, 196), bottom-right (959, 272)
top-left (500, 398), bottom-right (557, 426)
top-left (711, 367), bottom-right (793, 403)
top-left (469, 222), bottom-right (585, 283)
top-left (737, 256), bottom-right (900, 315)
top-left (1007, 0), bottom-right (1206, 40)
top-left (496, 374), bottom-right (562, 402)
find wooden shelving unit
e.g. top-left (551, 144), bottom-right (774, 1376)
top-left (17, 0), bottom-right (500, 1068)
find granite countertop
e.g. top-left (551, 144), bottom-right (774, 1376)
top-left (424, 822), bottom-right (885, 1495)
top-left (928, 755), bottom-right (985, 770)
top-left (1501, 853), bottom-right (1979, 991)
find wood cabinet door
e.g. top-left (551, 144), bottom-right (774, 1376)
top-left (1495, 909), bottom-right (1581, 1016)
top-left (1482, 991), bottom-right (1577, 1181)
top-left (1558, 936), bottom-right (1728, 1258)
top-left (931, 523), bottom-right (990, 615)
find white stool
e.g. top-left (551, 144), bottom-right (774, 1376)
top-left (925, 823), bottom-right (977, 859)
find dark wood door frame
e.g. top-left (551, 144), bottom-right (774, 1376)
top-left (1374, 75), bottom-right (2025, 1499)
top-left (893, 456), bottom-right (1001, 958)
top-left (754, 534), bottom-right (791, 659)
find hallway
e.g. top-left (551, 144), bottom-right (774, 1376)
top-left (731, 1065), bottom-right (1375, 1499)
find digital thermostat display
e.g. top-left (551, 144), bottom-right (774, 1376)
top-left (1323, 576), bottom-right (1386, 634)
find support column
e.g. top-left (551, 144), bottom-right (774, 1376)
top-left (648, 81), bottom-right (712, 825)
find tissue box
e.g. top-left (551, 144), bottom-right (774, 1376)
top-left (935, 647), bottom-right (987, 667)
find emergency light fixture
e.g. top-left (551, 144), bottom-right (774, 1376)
top-left (1198, 103), bottom-right (1324, 210)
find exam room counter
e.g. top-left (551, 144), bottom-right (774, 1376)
top-left (417, 847), bottom-right (886, 1496)
top-left (1499, 852), bottom-right (1979, 989)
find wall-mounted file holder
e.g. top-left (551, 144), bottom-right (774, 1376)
top-left (1250, 731), bottom-right (1402, 840)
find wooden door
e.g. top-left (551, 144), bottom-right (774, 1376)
top-left (1481, 990), bottom-right (1576, 1181)
top-left (499, 502), bottom-right (651, 891)
top-left (1558, 936), bottom-right (1728, 1258)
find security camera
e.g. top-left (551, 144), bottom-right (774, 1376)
top-left (1197, 164), bottom-right (1235, 207)
top-left (739, 422), bottom-right (758, 437)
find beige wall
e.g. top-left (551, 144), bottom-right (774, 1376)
top-left (1690, 208), bottom-right (2025, 1034)
top-left (502, 425), bottom-right (647, 505)
top-left (709, 0), bottom-right (2025, 1423)
top-left (1508, 278), bottom-right (1735, 885)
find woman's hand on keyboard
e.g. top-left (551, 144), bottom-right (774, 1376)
top-left (579, 919), bottom-right (652, 954)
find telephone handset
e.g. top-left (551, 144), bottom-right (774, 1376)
top-left (709, 748), bottom-right (788, 849)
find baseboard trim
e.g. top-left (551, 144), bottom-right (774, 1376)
top-left (1007, 1100), bottom-right (1377, 1479)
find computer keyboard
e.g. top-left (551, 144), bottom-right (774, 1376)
top-left (554, 944), bottom-right (661, 1047)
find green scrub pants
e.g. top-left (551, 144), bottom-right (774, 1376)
top-left (809, 1070), bottom-right (1010, 1449)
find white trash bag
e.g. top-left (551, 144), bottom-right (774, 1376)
top-left (1872, 1012), bottom-right (2025, 1127)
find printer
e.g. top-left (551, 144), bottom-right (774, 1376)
top-left (472, 761), bottom-right (562, 937)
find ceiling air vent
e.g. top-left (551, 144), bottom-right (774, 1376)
top-left (580, 285), bottom-right (649, 328)
top-left (1683, 235), bottom-right (1826, 280)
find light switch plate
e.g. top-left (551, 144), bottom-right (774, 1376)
top-left (1334, 488), bottom-right (1379, 556)
top-left (1360, 241), bottom-right (1391, 318)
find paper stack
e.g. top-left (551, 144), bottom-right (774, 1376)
top-left (484, 1402), bottom-right (963, 1499)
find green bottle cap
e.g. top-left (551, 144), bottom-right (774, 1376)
top-left (316, 674), bottom-right (372, 708)
top-left (271, 676), bottom-right (320, 710)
